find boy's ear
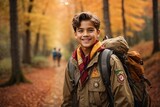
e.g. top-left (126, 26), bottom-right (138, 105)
top-left (97, 29), bottom-right (100, 37)
top-left (74, 32), bottom-right (77, 39)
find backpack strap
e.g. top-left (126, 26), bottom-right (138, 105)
top-left (68, 58), bottom-right (76, 86)
top-left (68, 58), bottom-right (79, 106)
top-left (99, 49), bottom-right (114, 107)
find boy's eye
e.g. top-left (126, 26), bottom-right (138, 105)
top-left (77, 28), bottom-right (95, 33)
top-left (88, 29), bottom-right (94, 32)
top-left (77, 29), bottom-right (83, 33)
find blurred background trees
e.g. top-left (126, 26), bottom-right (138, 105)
top-left (0, 0), bottom-right (159, 85)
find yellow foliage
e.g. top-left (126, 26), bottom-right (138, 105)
top-left (0, 0), bottom-right (155, 60)
top-left (109, 0), bottom-right (150, 37)
top-left (126, 31), bottom-right (134, 37)
top-left (0, 0), bottom-right (152, 53)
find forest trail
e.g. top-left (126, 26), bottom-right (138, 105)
top-left (0, 52), bottom-right (159, 107)
top-left (0, 58), bottom-right (67, 107)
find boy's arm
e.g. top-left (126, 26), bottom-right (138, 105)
top-left (61, 65), bottom-right (73, 107)
top-left (110, 54), bottom-right (134, 107)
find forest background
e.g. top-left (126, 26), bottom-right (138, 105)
top-left (0, 0), bottom-right (160, 106)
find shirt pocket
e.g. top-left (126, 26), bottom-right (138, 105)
top-left (88, 77), bottom-right (106, 92)
top-left (88, 77), bottom-right (106, 105)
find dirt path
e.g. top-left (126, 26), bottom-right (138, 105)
top-left (0, 59), bottom-right (67, 107)
top-left (42, 60), bottom-right (66, 107)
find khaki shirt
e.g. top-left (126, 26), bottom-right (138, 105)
top-left (61, 52), bottom-right (134, 107)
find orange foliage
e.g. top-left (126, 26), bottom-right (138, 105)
top-left (130, 41), bottom-right (153, 58)
top-left (110, 0), bottom-right (150, 36)
top-left (20, 0), bottom-right (152, 49)
top-left (0, 0), bottom-right (154, 53)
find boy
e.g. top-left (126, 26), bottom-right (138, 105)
top-left (61, 12), bottom-right (134, 107)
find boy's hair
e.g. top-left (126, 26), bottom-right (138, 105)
top-left (72, 12), bottom-right (100, 32)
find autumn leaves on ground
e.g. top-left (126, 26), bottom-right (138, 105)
top-left (0, 58), bottom-right (66, 107)
top-left (0, 41), bottom-right (160, 107)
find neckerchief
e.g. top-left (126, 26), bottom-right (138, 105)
top-left (72, 40), bottom-right (104, 86)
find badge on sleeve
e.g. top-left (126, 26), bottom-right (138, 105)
top-left (117, 73), bottom-right (125, 83)
top-left (115, 69), bottom-right (125, 83)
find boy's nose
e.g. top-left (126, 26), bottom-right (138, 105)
top-left (83, 30), bottom-right (88, 36)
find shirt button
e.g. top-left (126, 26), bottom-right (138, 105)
top-left (94, 82), bottom-right (99, 88)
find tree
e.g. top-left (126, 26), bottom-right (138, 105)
top-left (22, 0), bottom-right (34, 64)
top-left (121, 0), bottom-right (126, 38)
top-left (80, 0), bottom-right (84, 12)
top-left (103, 0), bottom-right (112, 38)
top-left (110, 0), bottom-right (148, 38)
top-left (34, 1), bottom-right (49, 56)
top-left (0, 0), bottom-right (29, 87)
top-left (152, 0), bottom-right (159, 54)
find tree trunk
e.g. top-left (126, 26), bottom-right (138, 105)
top-left (42, 35), bottom-right (47, 56)
top-left (0, 0), bottom-right (29, 87)
top-left (122, 0), bottom-right (127, 39)
top-left (34, 32), bottom-right (40, 56)
top-left (22, 0), bottom-right (34, 64)
top-left (80, 0), bottom-right (84, 12)
top-left (22, 21), bottom-right (32, 64)
top-left (73, 0), bottom-right (78, 13)
top-left (103, 0), bottom-right (112, 39)
top-left (34, 1), bottom-right (48, 56)
top-left (152, 0), bottom-right (159, 54)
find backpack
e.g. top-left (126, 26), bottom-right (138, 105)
top-left (100, 36), bottom-right (151, 107)
top-left (68, 36), bottom-right (151, 107)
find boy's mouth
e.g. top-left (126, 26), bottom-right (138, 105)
top-left (82, 39), bottom-right (91, 43)
top-left (81, 37), bottom-right (91, 41)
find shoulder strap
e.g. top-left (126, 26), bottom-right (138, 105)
top-left (68, 57), bottom-right (76, 82)
top-left (68, 58), bottom-right (79, 107)
top-left (99, 49), bottom-right (114, 107)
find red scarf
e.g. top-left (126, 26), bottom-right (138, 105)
top-left (72, 41), bottom-right (104, 86)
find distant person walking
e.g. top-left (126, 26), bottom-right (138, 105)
top-left (57, 48), bottom-right (62, 67)
top-left (52, 48), bottom-right (57, 66)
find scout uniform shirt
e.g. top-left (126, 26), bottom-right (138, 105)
top-left (61, 52), bottom-right (134, 107)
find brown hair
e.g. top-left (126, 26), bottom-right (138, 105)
top-left (72, 12), bottom-right (100, 32)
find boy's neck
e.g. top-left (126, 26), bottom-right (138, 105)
top-left (79, 40), bottom-right (99, 57)
top-left (80, 47), bottom-right (92, 57)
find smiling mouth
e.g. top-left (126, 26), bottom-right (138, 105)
top-left (81, 38), bottom-right (91, 41)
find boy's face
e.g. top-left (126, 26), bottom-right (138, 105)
top-left (75, 20), bottom-right (100, 49)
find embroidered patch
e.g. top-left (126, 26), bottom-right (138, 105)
top-left (117, 73), bottom-right (125, 83)
top-left (115, 69), bottom-right (125, 83)
top-left (91, 67), bottom-right (100, 78)
top-left (115, 69), bottom-right (123, 75)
